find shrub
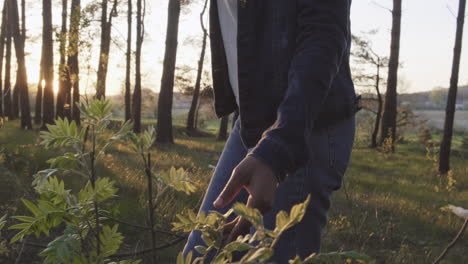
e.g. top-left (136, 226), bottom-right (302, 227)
top-left (173, 196), bottom-right (370, 264)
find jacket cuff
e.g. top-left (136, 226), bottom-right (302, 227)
top-left (248, 136), bottom-right (293, 183)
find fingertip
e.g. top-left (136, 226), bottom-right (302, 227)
top-left (213, 197), bottom-right (224, 209)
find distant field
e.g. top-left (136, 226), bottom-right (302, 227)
top-left (414, 110), bottom-right (468, 132)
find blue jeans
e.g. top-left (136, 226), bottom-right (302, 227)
top-left (183, 116), bottom-right (355, 263)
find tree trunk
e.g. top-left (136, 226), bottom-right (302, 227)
top-left (186, 0), bottom-right (208, 133)
top-left (4, 2), bottom-right (12, 120)
top-left (125, 0), bottom-right (132, 121)
top-left (41, 0), bottom-right (55, 128)
top-left (69, 0), bottom-right (81, 125)
top-left (379, 0), bottom-right (402, 150)
top-left (34, 46), bottom-right (44, 124)
top-left (95, 0), bottom-right (117, 99)
top-left (371, 63), bottom-right (382, 148)
top-left (56, 0), bottom-right (68, 119)
top-left (9, 0), bottom-right (32, 130)
top-left (0, 2), bottom-right (6, 118)
top-left (439, 0), bottom-right (466, 174)
top-left (20, 0), bottom-right (24, 43)
top-left (156, 0), bottom-right (181, 143)
top-left (132, 0), bottom-right (143, 133)
top-left (217, 116), bottom-right (229, 141)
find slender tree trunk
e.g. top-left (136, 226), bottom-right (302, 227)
top-left (156, 0), bottom-right (181, 143)
top-left (0, 2), bottom-right (6, 118)
top-left (95, 0), bottom-right (117, 99)
top-left (217, 115), bottom-right (229, 141)
top-left (34, 47), bottom-right (44, 124)
top-left (132, 0), bottom-right (143, 133)
top-left (69, 0), bottom-right (81, 125)
top-left (20, 0), bottom-right (24, 43)
top-left (371, 63), bottom-right (382, 148)
top-left (96, 0), bottom-right (108, 99)
top-left (379, 0), bottom-right (402, 150)
top-left (56, 0), bottom-right (68, 119)
top-left (9, 0), bottom-right (32, 129)
top-left (125, 0), bottom-right (132, 121)
top-left (439, 0), bottom-right (466, 174)
top-left (41, 0), bottom-right (55, 128)
top-left (4, 3), bottom-right (12, 120)
top-left (186, 0), bottom-right (208, 133)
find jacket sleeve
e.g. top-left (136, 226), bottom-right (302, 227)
top-left (249, 0), bottom-right (350, 182)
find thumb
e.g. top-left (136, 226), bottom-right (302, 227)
top-left (214, 170), bottom-right (246, 209)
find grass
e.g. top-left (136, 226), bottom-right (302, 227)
top-left (1, 119), bottom-right (467, 263)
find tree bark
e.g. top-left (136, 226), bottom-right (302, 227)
top-left (4, 1), bottom-right (12, 120)
top-left (186, 0), bottom-right (208, 133)
top-left (56, 0), bottom-right (68, 119)
top-left (34, 46), bottom-right (44, 124)
top-left (0, 2), bottom-right (6, 118)
top-left (156, 0), bottom-right (181, 143)
top-left (371, 62), bottom-right (383, 148)
top-left (125, 0), bottom-right (132, 121)
top-left (379, 0), bottom-right (402, 150)
top-left (41, 0), bottom-right (55, 128)
top-left (95, 0), bottom-right (117, 99)
top-left (217, 115), bottom-right (229, 141)
top-left (69, 0), bottom-right (81, 125)
top-left (132, 0), bottom-right (143, 133)
top-left (20, 0), bottom-right (24, 43)
top-left (9, 0), bottom-right (32, 130)
top-left (439, 0), bottom-right (466, 174)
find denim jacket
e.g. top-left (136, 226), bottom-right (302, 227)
top-left (209, 0), bottom-right (356, 181)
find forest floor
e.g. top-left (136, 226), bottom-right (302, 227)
top-left (0, 120), bottom-right (467, 263)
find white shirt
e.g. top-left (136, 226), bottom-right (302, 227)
top-left (217, 0), bottom-right (239, 106)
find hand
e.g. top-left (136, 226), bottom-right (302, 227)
top-left (213, 155), bottom-right (278, 243)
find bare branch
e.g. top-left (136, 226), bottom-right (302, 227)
top-left (433, 217), bottom-right (468, 264)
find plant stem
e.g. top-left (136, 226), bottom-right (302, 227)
top-left (90, 125), bottom-right (100, 256)
top-left (146, 152), bottom-right (157, 263)
top-left (433, 217), bottom-right (468, 264)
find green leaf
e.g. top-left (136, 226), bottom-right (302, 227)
top-left (40, 118), bottom-right (83, 149)
top-left (275, 211), bottom-right (289, 232)
top-left (39, 225), bottom-right (81, 264)
top-left (11, 216), bottom-right (35, 223)
top-left (288, 255), bottom-right (303, 264)
top-left (8, 223), bottom-right (32, 230)
top-left (98, 225), bottom-right (124, 257)
top-left (32, 169), bottom-right (59, 190)
top-left (194, 245), bottom-right (207, 255)
top-left (47, 153), bottom-right (79, 170)
top-left (242, 247), bottom-right (273, 263)
top-left (35, 177), bottom-right (70, 206)
top-left (289, 195), bottom-right (310, 224)
top-left (159, 167), bottom-right (197, 195)
top-left (232, 203), bottom-right (263, 227)
top-left (78, 177), bottom-right (117, 203)
top-left (22, 199), bottom-right (42, 217)
top-left (10, 229), bottom-right (28, 244)
top-left (274, 195), bottom-right (311, 235)
top-left (224, 241), bottom-right (251, 253)
top-left (0, 214), bottom-right (7, 232)
top-left (176, 251), bottom-right (185, 264)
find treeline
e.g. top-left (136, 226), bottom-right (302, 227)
top-left (352, 0), bottom-right (466, 175)
top-left (0, 0), bottom-right (466, 174)
top-left (0, 0), bottom-right (229, 140)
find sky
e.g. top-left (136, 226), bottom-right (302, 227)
top-left (16, 0), bottom-right (468, 96)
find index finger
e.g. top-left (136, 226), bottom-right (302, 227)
top-left (214, 170), bottom-right (246, 209)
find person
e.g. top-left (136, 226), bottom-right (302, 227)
top-left (184, 0), bottom-right (358, 262)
